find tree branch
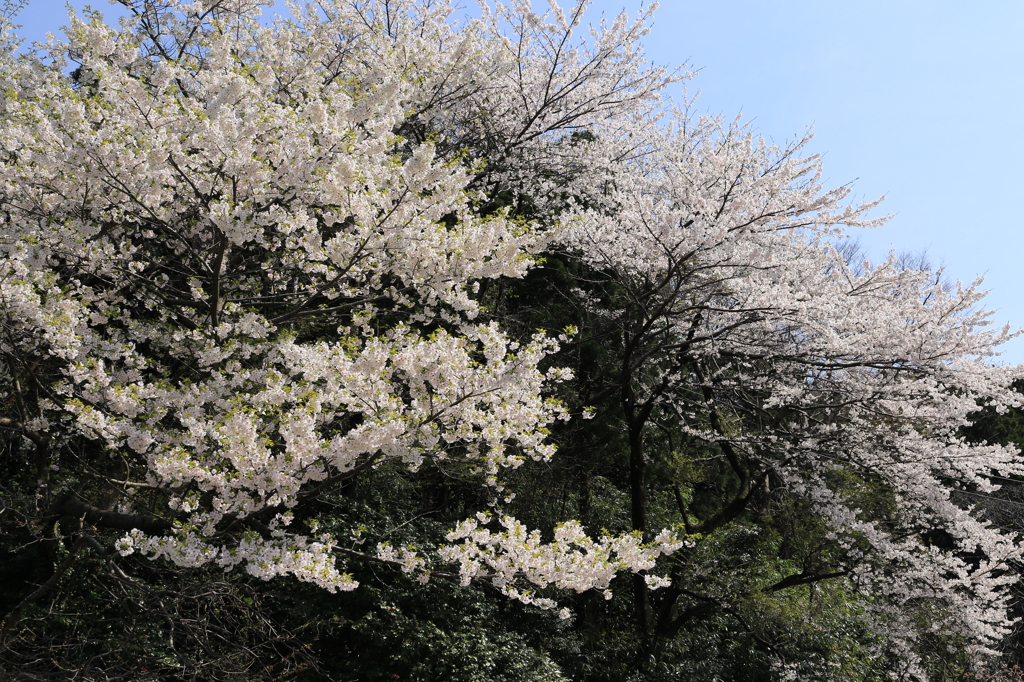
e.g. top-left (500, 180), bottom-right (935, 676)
top-left (60, 495), bottom-right (173, 534)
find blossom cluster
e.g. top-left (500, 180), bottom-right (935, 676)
top-left (439, 514), bottom-right (685, 607)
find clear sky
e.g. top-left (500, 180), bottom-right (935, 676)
top-left (7, 0), bottom-right (1024, 363)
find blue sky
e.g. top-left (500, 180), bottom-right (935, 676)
top-left (7, 0), bottom-right (1024, 363)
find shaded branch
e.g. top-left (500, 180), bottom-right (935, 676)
top-left (766, 570), bottom-right (846, 593)
top-left (60, 495), bottom-right (173, 534)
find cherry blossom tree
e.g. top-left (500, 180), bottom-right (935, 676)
top-left (0, 0), bottom-right (680, 624)
top-left (544, 111), bottom-right (1024, 675)
top-left (0, 0), bottom-right (1020, 678)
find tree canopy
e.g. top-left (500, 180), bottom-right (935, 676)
top-left (1, 1), bottom-right (1022, 679)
